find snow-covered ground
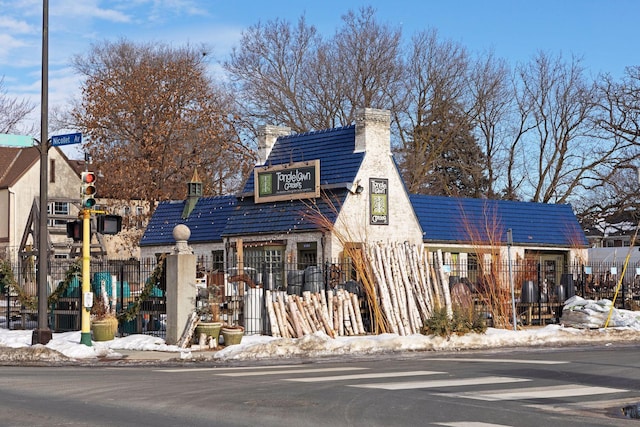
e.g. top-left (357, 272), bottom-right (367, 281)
top-left (0, 296), bottom-right (638, 363)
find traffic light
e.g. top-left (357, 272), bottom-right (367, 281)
top-left (66, 220), bottom-right (82, 241)
top-left (97, 214), bottom-right (122, 235)
top-left (81, 171), bottom-right (96, 209)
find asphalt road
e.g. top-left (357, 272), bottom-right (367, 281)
top-left (1, 344), bottom-right (639, 427)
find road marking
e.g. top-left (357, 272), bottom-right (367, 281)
top-left (216, 367), bottom-right (369, 377)
top-left (438, 384), bottom-right (628, 401)
top-left (350, 376), bottom-right (530, 390)
top-left (285, 370), bottom-right (446, 382)
top-left (157, 365), bottom-right (303, 373)
top-left (424, 358), bottom-right (567, 365)
top-left (435, 423), bottom-right (513, 427)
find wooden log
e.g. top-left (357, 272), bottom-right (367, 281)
top-left (290, 295), bottom-right (312, 336)
top-left (337, 292), bottom-right (345, 336)
top-left (177, 312), bottom-right (199, 348)
top-left (274, 293), bottom-right (289, 338)
top-left (435, 250), bottom-right (453, 317)
top-left (344, 291), bottom-right (358, 335)
top-left (278, 292), bottom-right (295, 337)
top-left (327, 290), bottom-right (334, 327)
top-left (405, 243), bottom-right (429, 321)
top-left (396, 244), bottom-right (421, 334)
top-left (351, 293), bottom-right (365, 335)
top-left (366, 243), bottom-right (389, 334)
top-left (265, 290), bottom-right (281, 338)
top-left (294, 295), bottom-right (314, 333)
top-left (372, 243), bottom-right (398, 334)
top-left (313, 293), bottom-right (335, 338)
top-left (288, 299), bottom-right (303, 337)
top-left (387, 244), bottom-right (409, 335)
top-left (342, 296), bottom-right (354, 335)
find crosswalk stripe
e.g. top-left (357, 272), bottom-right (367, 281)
top-left (350, 376), bottom-right (530, 390)
top-left (157, 365), bottom-right (302, 373)
top-left (216, 367), bottom-right (368, 377)
top-left (285, 370), bottom-right (446, 382)
top-left (424, 358), bottom-right (567, 365)
top-left (438, 384), bottom-right (628, 401)
top-left (435, 423), bottom-right (513, 427)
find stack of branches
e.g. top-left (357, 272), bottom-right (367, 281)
top-left (365, 242), bottom-right (453, 335)
top-left (265, 289), bottom-right (365, 338)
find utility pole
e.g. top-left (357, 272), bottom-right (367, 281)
top-left (80, 207), bottom-right (92, 346)
top-left (32, 0), bottom-right (51, 345)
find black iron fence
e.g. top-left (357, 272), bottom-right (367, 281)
top-left (2, 255), bottom-right (638, 336)
top-left (1, 257), bottom-right (165, 337)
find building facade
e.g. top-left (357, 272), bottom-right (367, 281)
top-left (140, 108), bottom-right (588, 295)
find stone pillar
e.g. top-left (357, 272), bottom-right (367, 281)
top-left (165, 224), bottom-right (196, 345)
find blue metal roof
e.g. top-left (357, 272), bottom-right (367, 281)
top-left (139, 195), bottom-right (237, 246)
top-left (409, 194), bottom-right (588, 247)
top-left (222, 190), bottom-right (347, 237)
top-left (242, 126), bottom-right (363, 194)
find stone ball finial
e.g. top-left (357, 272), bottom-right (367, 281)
top-left (172, 224), bottom-right (192, 254)
top-left (173, 224), bottom-right (191, 241)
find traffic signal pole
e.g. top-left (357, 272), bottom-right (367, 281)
top-left (80, 207), bottom-right (92, 346)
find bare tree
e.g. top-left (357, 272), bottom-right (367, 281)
top-left (0, 76), bottom-right (35, 135)
top-left (510, 52), bottom-right (605, 203)
top-left (394, 29), bottom-right (483, 195)
top-left (225, 7), bottom-right (403, 133)
top-left (467, 52), bottom-right (512, 198)
top-left (70, 39), bottom-right (251, 208)
top-left (578, 66), bottom-right (640, 226)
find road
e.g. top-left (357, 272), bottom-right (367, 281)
top-left (0, 344), bottom-right (639, 426)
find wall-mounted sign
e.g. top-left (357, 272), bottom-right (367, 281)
top-left (370, 178), bottom-right (388, 225)
top-left (254, 159), bottom-right (320, 203)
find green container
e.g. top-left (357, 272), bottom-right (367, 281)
top-left (91, 317), bottom-right (118, 341)
top-left (221, 326), bottom-right (244, 346)
top-left (194, 322), bottom-right (222, 344)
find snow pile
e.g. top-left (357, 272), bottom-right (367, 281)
top-left (560, 296), bottom-right (640, 329)
top-left (0, 297), bottom-right (639, 363)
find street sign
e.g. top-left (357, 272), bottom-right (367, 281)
top-left (51, 132), bottom-right (82, 147)
top-left (0, 134), bottom-right (33, 147)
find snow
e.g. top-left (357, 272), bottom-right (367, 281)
top-left (0, 297), bottom-right (639, 363)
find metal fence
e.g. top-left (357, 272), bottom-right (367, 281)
top-left (2, 255), bottom-right (639, 336)
top-left (1, 257), bottom-right (165, 337)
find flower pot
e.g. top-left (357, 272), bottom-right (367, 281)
top-left (221, 326), bottom-right (244, 346)
top-left (194, 322), bottom-right (222, 344)
top-left (91, 317), bottom-right (118, 341)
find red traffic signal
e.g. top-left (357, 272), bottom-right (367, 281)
top-left (82, 171), bottom-right (96, 184)
top-left (66, 220), bottom-right (82, 241)
top-left (81, 171), bottom-right (97, 208)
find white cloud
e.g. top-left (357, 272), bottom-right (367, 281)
top-left (0, 16), bottom-right (35, 34)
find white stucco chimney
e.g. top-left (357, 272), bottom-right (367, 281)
top-left (256, 125), bottom-right (291, 165)
top-left (354, 108), bottom-right (391, 155)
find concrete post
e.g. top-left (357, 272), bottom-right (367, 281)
top-left (165, 224), bottom-right (196, 345)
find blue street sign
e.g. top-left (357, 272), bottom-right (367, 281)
top-left (51, 132), bottom-right (82, 147)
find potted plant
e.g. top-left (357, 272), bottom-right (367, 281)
top-left (193, 282), bottom-right (223, 347)
top-left (91, 292), bottom-right (118, 341)
top-left (220, 324), bottom-right (244, 346)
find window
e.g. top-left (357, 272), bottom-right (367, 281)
top-left (211, 250), bottom-right (224, 271)
top-left (47, 202), bottom-right (69, 227)
top-left (49, 159), bottom-right (56, 183)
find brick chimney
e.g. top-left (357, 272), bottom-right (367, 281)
top-left (256, 125), bottom-right (291, 165)
top-left (354, 108), bottom-right (391, 156)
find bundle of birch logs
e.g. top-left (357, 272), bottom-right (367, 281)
top-left (264, 242), bottom-right (454, 339)
top-left (265, 289), bottom-right (366, 338)
top-left (365, 242), bottom-right (453, 336)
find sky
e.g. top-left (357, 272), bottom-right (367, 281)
top-left (1, 295), bottom-right (640, 362)
top-left (1, 0), bottom-right (639, 158)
